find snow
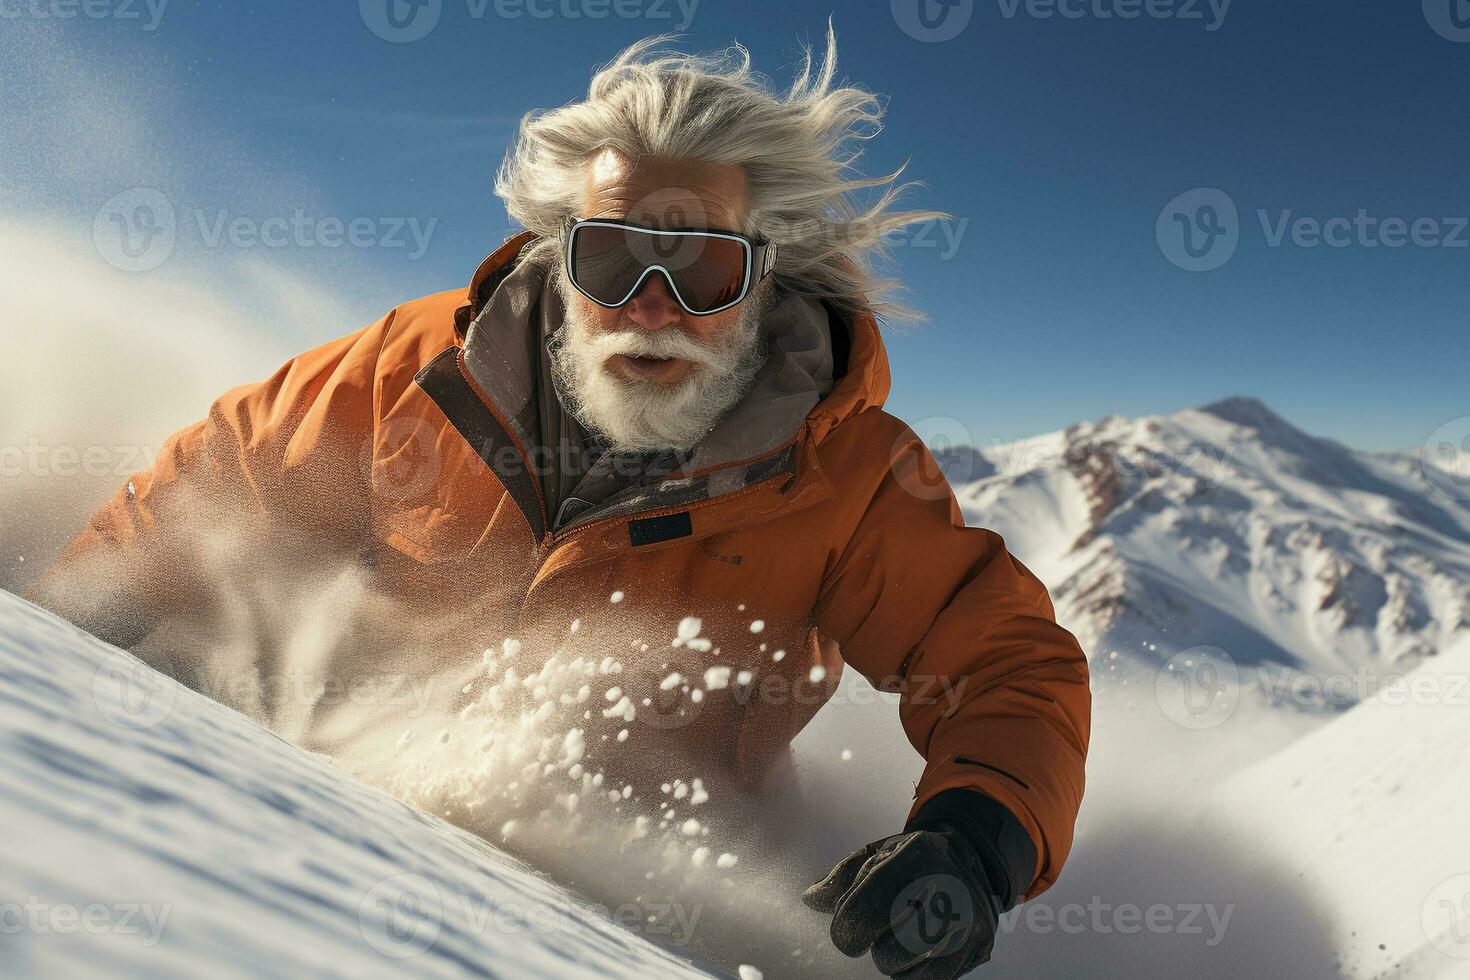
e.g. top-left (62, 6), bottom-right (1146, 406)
top-left (1221, 634), bottom-right (1470, 977)
top-left (0, 589), bottom-right (712, 979)
top-left (6, 398), bottom-right (1469, 979)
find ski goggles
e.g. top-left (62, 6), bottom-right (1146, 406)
top-left (564, 218), bottom-right (778, 317)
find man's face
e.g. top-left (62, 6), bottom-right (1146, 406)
top-left (550, 148), bottom-right (769, 453)
top-left (576, 147), bottom-right (753, 384)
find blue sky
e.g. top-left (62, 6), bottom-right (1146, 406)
top-left (5, 0), bottom-right (1467, 450)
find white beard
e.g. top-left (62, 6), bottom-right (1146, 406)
top-left (549, 266), bottom-right (768, 454)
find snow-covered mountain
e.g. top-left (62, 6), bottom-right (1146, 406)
top-left (952, 397), bottom-right (1470, 693)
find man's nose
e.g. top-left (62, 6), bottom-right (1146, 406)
top-left (622, 271), bottom-right (683, 331)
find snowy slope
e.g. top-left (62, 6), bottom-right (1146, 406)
top-left (930, 398), bottom-right (1470, 978)
top-left (1221, 633), bottom-right (1470, 979)
top-left (6, 396), bottom-right (1466, 980)
top-left (955, 397), bottom-right (1470, 688)
top-left (0, 588), bottom-right (714, 980)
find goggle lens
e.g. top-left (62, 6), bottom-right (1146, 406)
top-left (568, 222), bottom-right (756, 315)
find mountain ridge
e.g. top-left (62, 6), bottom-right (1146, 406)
top-left (950, 398), bottom-right (1470, 692)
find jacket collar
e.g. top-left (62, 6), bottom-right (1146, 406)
top-left (421, 233), bottom-right (892, 544)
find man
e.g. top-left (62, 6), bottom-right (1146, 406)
top-left (34, 31), bottom-right (1089, 979)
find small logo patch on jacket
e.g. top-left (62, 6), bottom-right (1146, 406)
top-left (628, 511), bottom-right (693, 546)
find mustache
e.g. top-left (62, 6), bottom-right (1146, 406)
top-left (580, 324), bottom-right (732, 372)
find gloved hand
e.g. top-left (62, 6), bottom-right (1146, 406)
top-left (801, 790), bottom-right (1034, 979)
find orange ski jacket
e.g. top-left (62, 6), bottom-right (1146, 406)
top-left (36, 232), bottom-right (1090, 897)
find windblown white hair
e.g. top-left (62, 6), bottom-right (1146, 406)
top-left (495, 23), bottom-right (945, 321)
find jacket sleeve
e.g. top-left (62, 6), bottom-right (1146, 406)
top-left (812, 419), bottom-right (1091, 899)
top-left (27, 315), bottom-right (392, 648)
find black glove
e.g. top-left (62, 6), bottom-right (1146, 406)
top-left (802, 790), bottom-right (1035, 979)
